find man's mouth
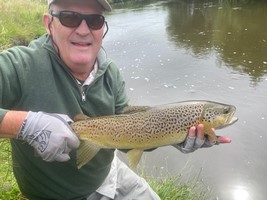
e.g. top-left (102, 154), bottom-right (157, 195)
top-left (72, 42), bottom-right (91, 47)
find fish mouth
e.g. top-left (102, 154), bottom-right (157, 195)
top-left (215, 106), bottom-right (238, 129)
top-left (219, 112), bottom-right (238, 129)
top-left (216, 117), bottom-right (238, 129)
top-left (228, 116), bottom-right (238, 125)
top-left (228, 107), bottom-right (238, 124)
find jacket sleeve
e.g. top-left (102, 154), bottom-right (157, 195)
top-left (0, 108), bottom-right (9, 123)
top-left (0, 48), bottom-right (22, 123)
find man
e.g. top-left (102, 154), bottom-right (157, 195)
top-left (0, 0), bottom-right (231, 199)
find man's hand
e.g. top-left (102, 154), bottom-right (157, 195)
top-left (17, 111), bottom-right (80, 162)
top-left (173, 124), bottom-right (231, 153)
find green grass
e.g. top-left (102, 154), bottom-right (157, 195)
top-left (140, 160), bottom-right (213, 200)
top-left (150, 174), bottom-right (212, 200)
top-left (0, 140), bottom-right (26, 200)
top-left (0, 0), bottom-right (47, 51)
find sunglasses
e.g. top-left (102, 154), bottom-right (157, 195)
top-left (50, 10), bottom-right (106, 30)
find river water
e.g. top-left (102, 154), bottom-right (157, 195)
top-left (103, 1), bottom-right (267, 199)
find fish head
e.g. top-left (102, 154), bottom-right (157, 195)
top-left (201, 101), bottom-right (238, 130)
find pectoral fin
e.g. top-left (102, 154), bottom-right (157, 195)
top-left (204, 128), bottom-right (218, 142)
top-left (127, 149), bottom-right (144, 170)
top-left (76, 140), bottom-right (100, 169)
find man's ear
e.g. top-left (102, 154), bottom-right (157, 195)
top-left (43, 13), bottom-right (53, 35)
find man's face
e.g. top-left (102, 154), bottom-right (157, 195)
top-left (44, 0), bottom-right (105, 77)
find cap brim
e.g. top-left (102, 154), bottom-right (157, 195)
top-left (48, 0), bottom-right (112, 11)
top-left (97, 0), bottom-right (112, 11)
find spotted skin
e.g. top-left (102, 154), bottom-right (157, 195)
top-left (72, 101), bottom-right (237, 148)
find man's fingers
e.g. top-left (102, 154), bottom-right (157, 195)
top-left (188, 124), bottom-right (205, 140)
top-left (217, 136), bottom-right (232, 144)
top-left (196, 124), bottom-right (205, 140)
top-left (188, 126), bottom-right (196, 137)
top-left (55, 154), bottom-right (71, 162)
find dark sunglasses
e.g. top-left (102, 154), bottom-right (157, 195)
top-left (50, 10), bottom-right (106, 30)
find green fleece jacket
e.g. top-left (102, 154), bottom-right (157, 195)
top-left (0, 34), bottom-right (128, 200)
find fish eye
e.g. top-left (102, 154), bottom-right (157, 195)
top-left (223, 107), bottom-right (230, 114)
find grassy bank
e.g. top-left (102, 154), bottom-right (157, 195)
top-left (146, 171), bottom-right (212, 200)
top-left (0, 0), bottom-right (46, 50)
top-left (0, 140), bottom-right (25, 200)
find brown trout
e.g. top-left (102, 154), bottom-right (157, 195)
top-left (71, 100), bottom-right (238, 169)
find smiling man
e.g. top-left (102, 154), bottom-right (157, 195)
top-left (45, 0), bottom-right (107, 80)
top-left (0, 0), bottom-right (230, 199)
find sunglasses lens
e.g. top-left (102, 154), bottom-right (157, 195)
top-left (55, 11), bottom-right (105, 30)
top-left (87, 15), bottom-right (105, 30)
top-left (60, 12), bottom-right (82, 27)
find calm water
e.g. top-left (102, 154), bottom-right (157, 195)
top-left (103, 1), bottom-right (267, 199)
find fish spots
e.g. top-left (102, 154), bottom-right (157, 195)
top-left (139, 104), bottom-right (204, 144)
top-left (201, 104), bottom-right (236, 130)
top-left (71, 101), bottom-right (236, 149)
top-left (203, 108), bottom-right (224, 122)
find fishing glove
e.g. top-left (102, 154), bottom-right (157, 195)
top-left (173, 136), bottom-right (214, 153)
top-left (17, 111), bottom-right (80, 162)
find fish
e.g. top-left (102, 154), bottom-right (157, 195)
top-left (71, 100), bottom-right (238, 169)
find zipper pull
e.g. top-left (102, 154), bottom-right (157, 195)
top-left (81, 91), bottom-right (86, 102)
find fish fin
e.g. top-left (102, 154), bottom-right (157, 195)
top-left (205, 128), bottom-right (218, 142)
top-left (76, 140), bottom-right (100, 169)
top-left (127, 149), bottom-right (144, 170)
top-left (121, 105), bottom-right (152, 114)
top-left (73, 113), bottom-right (90, 121)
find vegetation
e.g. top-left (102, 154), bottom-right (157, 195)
top-left (0, 140), bottom-right (26, 200)
top-left (146, 171), bottom-right (212, 200)
top-left (0, 0), bottom-right (46, 51)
